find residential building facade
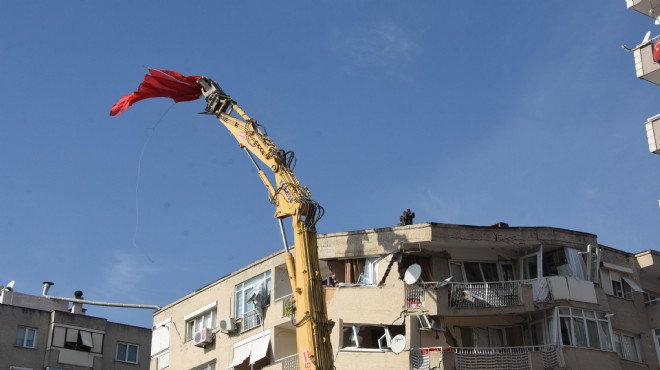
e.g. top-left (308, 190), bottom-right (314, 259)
top-left (152, 222), bottom-right (660, 370)
top-left (0, 287), bottom-right (152, 370)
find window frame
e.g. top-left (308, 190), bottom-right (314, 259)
top-left (15, 326), bottom-right (37, 348)
top-left (449, 260), bottom-right (516, 283)
top-left (558, 308), bottom-right (613, 351)
top-left (340, 324), bottom-right (405, 352)
top-left (613, 332), bottom-right (642, 362)
top-left (235, 270), bottom-right (272, 321)
top-left (116, 342), bottom-right (140, 364)
top-left (185, 309), bottom-right (216, 342)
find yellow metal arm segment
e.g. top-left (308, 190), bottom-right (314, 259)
top-left (198, 77), bottom-right (334, 370)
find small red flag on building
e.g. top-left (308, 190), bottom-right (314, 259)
top-left (110, 69), bottom-right (202, 116)
top-left (653, 41), bottom-right (660, 63)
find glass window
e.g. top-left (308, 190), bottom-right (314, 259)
top-left (117, 343), bottom-right (139, 364)
top-left (235, 271), bottom-right (271, 319)
top-left (185, 310), bottom-right (216, 341)
top-left (557, 307), bottom-right (613, 351)
top-left (614, 332), bottom-right (641, 362)
top-left (341, 324), bottom-right (404, 351)
top-left (15, 326), bottom-right (36, 348)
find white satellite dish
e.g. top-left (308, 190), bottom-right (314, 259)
top-left (435, 276), bottom-right (454, 288)
top-left (5, 280), bottom-right (15, 291)
top-left (643, 30), bottom-right (652, 44)
top-left (404, 264), bottom-right (422, 285)
top-left (390, 334), bottom-right (406, 354)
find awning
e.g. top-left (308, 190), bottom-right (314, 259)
top-left (249, 334), bottom-right (271, 365)
top-left (601, 262), bottom-right (633, 274)
top-left (227, 342), bottom-right (251, 368)
top-left (227, 330), bottom-right (271, 369)
top-left (621, 276), bottom-right (643, 292)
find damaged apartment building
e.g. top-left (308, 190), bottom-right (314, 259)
top-left (151, 222), bottom-right (660, 370)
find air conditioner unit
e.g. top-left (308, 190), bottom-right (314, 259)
top-left (193, 328), bottom-right (214, 347)
top-left (219, 317), bottom-right (237, 333)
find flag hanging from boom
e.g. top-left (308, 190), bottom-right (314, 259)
top-left (110, 69), bottom-right (202, 116)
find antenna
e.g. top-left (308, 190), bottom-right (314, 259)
top-left (643, 30), bottom-right (652, 44)
top-left (404, 264), bottom-right (422, 285)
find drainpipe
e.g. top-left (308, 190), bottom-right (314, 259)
top-left (42, 282), bottom-right (160, 311)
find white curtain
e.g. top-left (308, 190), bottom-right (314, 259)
top-left (565, 248), bottom-right (586, 280)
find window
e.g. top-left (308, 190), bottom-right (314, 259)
top-left (558, 308), bottom-right (612, 351)
top-left (460, 326), bottom-right (524, 347)
top-left (613, 332), bottom-right (641, 362)
top-left (235, 271), bottom-right (271, 322)
top-left (116, 342), bottom-right (139, 364)
top-left (185, 310), bottom-right (216, 341)
top-left (15, 326), bottom-right (36, 348)
top-left (450, 261), bottom-right (515, 282)
top-left (341, 324), bottom-right (405, 351)
top-left (197, 363), bottom-right (215, 370)
top-left (51, 326), bottom-right (103, 353)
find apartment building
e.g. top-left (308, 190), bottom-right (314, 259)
top-left (151, 222), bottom-right (660, 370)
top-left (0, 286), bottom-right (152, 370)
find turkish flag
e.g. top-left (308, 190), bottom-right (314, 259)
top-left (110, 69), bottom-right (202, 116)
top-left (654, 41), bottom-right (660, 63)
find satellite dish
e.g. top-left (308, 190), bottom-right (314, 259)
top-left (390, 334), bottom-right (406, 354)
top-left (404, 264), bottom-right (422, 285)
top-left (435, 276), bottom-right (454, 288)
top-left (5, 280), bottom-right (15, 291)
top-left (643, 30), bottom-right (652, 44)
top-left (656, 17), bottom-right (660, 26)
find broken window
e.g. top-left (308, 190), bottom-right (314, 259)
top-left (450, 261), bottom-right (515, 282)
top-left (327, 257), bottom-right (385, 285)
top-left (51, 326), bottom-right (103, 353)
top-left (341, 324), bottom-right (405, 351)
top-left (460, 326), bottom-right (524, 347)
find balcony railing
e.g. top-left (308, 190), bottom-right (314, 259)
top-left (406, 284), bottom-right (426, 309)
top-left (448, 281), bottom-right (523, 308)
top-left (453, 345), bottom-right (561, 370)
top-left (242, 309), bottom-right (262, 332)
top-left (276, 354), bottom-right (298, 370)
top-left (277, 294), bottom-right (296, 319)
top-left (410, 347), bottom-right (441, 370)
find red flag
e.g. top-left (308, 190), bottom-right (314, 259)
top-left (654, 41), bottom-right (660, 63)
top-left (110, 69), bottom-right (202, 116)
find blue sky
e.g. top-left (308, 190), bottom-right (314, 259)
top-left (1, 2), bottom-right (658, 328)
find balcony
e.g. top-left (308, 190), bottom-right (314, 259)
top-left (451, 345), bottom-right (562, 370)
top-left (447, 281), bottom-right (524, 308)
top-left (242, 309), bottom-right (262, 332)
top-left (533, 276), bottom-right (597, 304)
top-left (633, 38), bottom-right (660, 86)
top-left (626, 0), bottom-right (660, 18)
top-left (646, 115), bottom-right (660, 154)
top-left (262, 354), bottom-right (298, 370)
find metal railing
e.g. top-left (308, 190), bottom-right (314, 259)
top-left (242, 309), bottom-right (262, 332)
top-left (410, 347), bottom-right (442, 370)
top-left (406, 284), bottom-right (425, 309)
top-left (278, 294), bottom-right (296, 319)
top-left (448, 281), bottom-right (523, 308)
top-left (452, 345), bottom-right (560, 370)
top-left (275, 354), bottom-right (298, 370)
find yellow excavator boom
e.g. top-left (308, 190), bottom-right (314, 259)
top-left (198, 77), bottom-right (334, 370)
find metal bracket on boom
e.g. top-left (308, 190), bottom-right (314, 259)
top-left (198, 77), bottom-right (233, 114)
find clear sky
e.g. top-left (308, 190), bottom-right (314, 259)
top-left (1, 2), bottom-right (658, 328)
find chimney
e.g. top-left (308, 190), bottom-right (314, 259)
top-left (71, 290), bottom-right (85, 314)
